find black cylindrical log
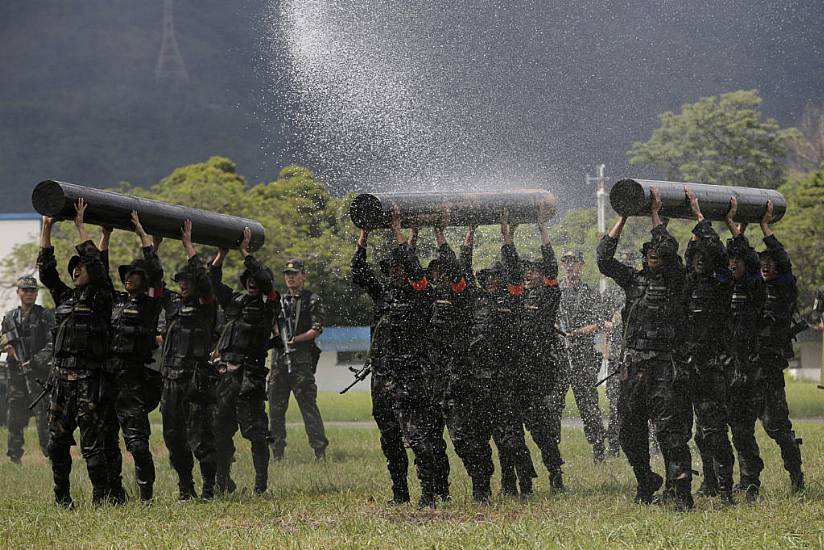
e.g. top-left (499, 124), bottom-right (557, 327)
top-left (32, 180), bottom-right (265, 251)
top-left (609, 179), bottom-right (787, 223)
top-left (349, 190), bottom-right (557, 230)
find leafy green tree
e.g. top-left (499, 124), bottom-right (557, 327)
top-left (629, 89), bottom-right (794, 188)
top-left (775, 169), bottom-right (824, 310)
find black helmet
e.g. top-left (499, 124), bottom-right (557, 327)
top-left (118, 258), bottom-right (150, 285)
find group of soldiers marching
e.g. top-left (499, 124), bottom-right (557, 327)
top-left (354, 186), bottom-right (805, 512)
top-left (1, 185), bottom-right (808, 512)
top-left (3, 199), bottom-right (328, 507)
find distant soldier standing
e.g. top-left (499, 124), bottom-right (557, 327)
top-left (38, 199), bottom-right (113, 507)
top-left (1, 276), bottom-right (55, 464)
top-left (555, 249), bottom-right (607, 463)
top-left (267, 258), bottom-right (329, 461)
top-left (210, 228), bottom-right (280, 494)
top-left (160, 220), bottom-right (220, 500)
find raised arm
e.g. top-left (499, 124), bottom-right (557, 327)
top-left (536, 203), bottom-right (558, 281)
top-left (597, 217), bottom-right (634, 290)
top-left (500, 210), bottom-right (524, 292)
top-left (37, 217), bottom-right (70, 302)
top-left (351, 230), bottom-right (384, 301)
top-left (207, 247), bottom-right (233, 307)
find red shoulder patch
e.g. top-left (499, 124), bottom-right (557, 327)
top-left (450, 277), bottom-right (468, 293)
top-left (507, 283), bottom-right (524, 296)
top-left (411, 277), bottom-right (429, 291)
top-left (543, 277), bottom-right (558, 286)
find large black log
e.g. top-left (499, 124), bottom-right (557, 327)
top-left (32, 180), bottom-right (265, 252)
top-left (609, 179), bottom-right (787, 223)
top-left (349, 190), bottom-right (557, 230)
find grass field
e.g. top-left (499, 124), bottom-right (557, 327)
top-left (1, 379), bottom-right (823, 548)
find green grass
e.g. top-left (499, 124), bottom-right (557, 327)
top-left (2, 410), bottom-right (824, 547)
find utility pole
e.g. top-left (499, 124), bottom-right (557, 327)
top-left (585, 164), bottom-right (608, 292)
top-left (155, 0), bottom-right (189, 84)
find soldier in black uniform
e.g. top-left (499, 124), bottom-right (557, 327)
top-left (488, 212), bottom-right (537, 498)
top-left (681, 191), bottom-right (736, 505)
top-left (210, 227), bottom-right (280, 495)
top-left (1, 276), bottom-right (55, 464)
top-left (555, 249), bottom-right (607, 463)
top-left (711, 197), bottom-right (766, 500)
top-left (38, 199), bottom-right (113, 507)
top-left (267, 258), bottom-right (328, 461)
top-left (740, 200), bottom-right (804, 492)
top-left (98, 212), bottom-right (166, 503)
top-left (429, 222), bottom-right (496, 502)
top-left (512, 204), bottom-right (565, 492)
top-left (351, 229), bottom-right (410, 504)
top-left (160, 220), bottom-right (220, 500)
top-left (597, 187), bottom-right (694, 512)
top-left (378, 207), bottom-right (442, 508)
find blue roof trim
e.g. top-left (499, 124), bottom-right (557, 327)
top-left (0, 213), bottom-right (42, 221)
top-left (317, 326), bottom-right (371, 352)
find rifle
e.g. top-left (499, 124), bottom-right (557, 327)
top-left (278, 299), bottom-right (297, 373)
top-left (28, 376), bottom-right (52, 410)
top-left (3, 322), bottom-right (37, 396)
top-left (594, 368), bottom-right (620, 388)
top-left (340, 360), bottom-right (372, 394)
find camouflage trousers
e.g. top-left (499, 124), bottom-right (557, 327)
top-left (267, 358), bottom-right (328, 455)
top-left (512, 354), bottom-right (563, 476)
top-left (618, 353), bottom-right (692, 486)
top-left (48, 375), bottom-right (109, 502)
top-left (442, 373), bottom-right (495, 484)
top-left (726, 357), bottom-right (802, 485)
top-left (6, 364), bottom-right (49, 461)
top-left (389, 371), bottom-right (444, 496)
top-left (214, 364), bottom-right (271, 486)
top-left (160, 371), bottom-right (217, 484)
top-left (371, 371), bottom-right (409, 493)
top-left (688, 359), bottom-right (735, 491)
top-left (552, 344), bottom-right (605, 447)
top-left (101, 365), bottom-right (161, 496)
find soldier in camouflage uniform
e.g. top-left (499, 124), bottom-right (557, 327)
top-left (160, 220), bottom-right (220, 500)
top-left (267, 258), bottom-right (328, 461)
top-left (1, 276), bottom-right (55, 464)
top-left (210, 228), bottom-right (280, 494)
top-left (351, 229), bottom-right (410, 504)
top-left (38, 200), bottom-right (113, 507)
top-left (555, 249), bottom-right (607, 463)
top-left (98, 212), bottom-right (165, 503)
top-left (597, 187), bottom-right (694, 512)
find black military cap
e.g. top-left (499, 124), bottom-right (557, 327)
top-left (118, 258), bottom-right (150, 284)
top-left (16, 276), bottom-right (38, 289)
top-left (283, 258), bottom-right (305, 274)
top-left (560, 249), bottom-right (584, 262)
top-left (173, 262), bottom-right (194, 282)
top-left (67, 255), bottom-right (83, 277)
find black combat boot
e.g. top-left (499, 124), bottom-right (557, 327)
top-left (789, 469), bottom-right (805, 493)
top-left (471, 477), bottom-right (491, 505)
top-left (717, 463), bottom-right (736, 506)
top-left (672, 478), bottom-right (694, 513)
top-left (388, 470), bottom-right (410, 504)
top-left (500, 468), bottom-right (517, 496)
top-left (177, 470), bottom-right (198, 501)
top-left (134, 450), bottom-right (156, 503)
top-left (435, 475), bottom-right (450, 502)
top-left (694, 477), bottom-right (719, 497)
top-left (86, 461), bottom-right (110, 507)
top-left (733, 475), bottom-right (760, 502)
top-left (53, 479), bottom-right (73, 508)
top-left (633, 470), bottom-right (663, 504)
top-left (592, 442), bottom-right (606, 464)
top-left (252, 442), bottom-right (270, 495)
top-left (518, 476), bottom-right (534, 500)
top-left (200, 461), bottom-right (217, 500)
top-left (549, 470), bottom-right (566, 494)
top-left (215, 460), bottom-right (233, 496)
top-left (417, 480), bottom-right (437, 509)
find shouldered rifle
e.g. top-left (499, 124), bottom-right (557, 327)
top-left (3, 322), bottom-right (36, 396)
top-left (28, 376), bottom-right (52, 410)
top-left (278, 300), bottom-right (297, 373)
top-left (340, 360), bottom-right (371, 394)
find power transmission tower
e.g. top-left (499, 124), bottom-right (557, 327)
top-left (155, 0), bottom-right (189, 83)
